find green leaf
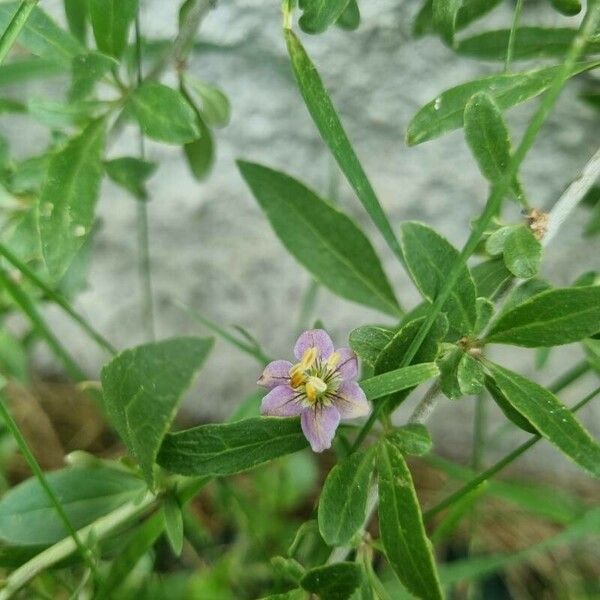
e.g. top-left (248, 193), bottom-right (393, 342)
top-left (0, 59), bottom-right (66, 87)
top-left (162, 494), bottom-right (184, 556)
top-left (0, 329), bottom-right (28, 382)
top-left (406, 62), bottom-right (600, 145)
top-left (401, 222), bottom-right (477, 336)
top-left (438, 347), bottom-right (462, 400)
top-left (497, 278), bottom-right (551, 317)
top-left (89, 0), bottom-right (138, 59)
top-left (101, 337), bottom-right (214, 486)
top-left (69, 51), bottom-right (116, 101)
top-left (27, 98), bottom-right (107, 129)
top-left (0, 467), bottom-right (146, 545)
top-left (485, 362), bottom-right (600, 478)
top-left (377, 439), bottom-right (443, 600)
top-left (157, 417), bottom-right (309, 477)
top-left (336, 0), bottom-right (360, 31)
top-left (387, 424), bottom-right (433, 456)
top-left (432, 0), bottom-right (462, 45)
top-left (475, 297), bottom-right (494, 333)
top-left (486, 286), bottom-right (600, 347)
top-left (502, 224), bottom-right (541, 279)
top-left (299, 0), bottom-right (351, 35)
top-left (485, 225), bottom-right (517, 256)
top-left (129, 82), bottom-right (200, 144)
top-left (349, 325), bottom-right (395, 367)
top-left (361, 363), bottom-right (439, 401)
top-left (318, 448), bottom-right (375, 546)
top-left (105, 156), bottom-right (157, 200)
top-left (549, 0), bottom-right (582, 17)
top-left (471, 257), bottom-right (512, 299)
top-left (484, 375), bottom-right (537, 434)
top-left (285, 29), bottom-right (402, 262)
top-left (38, 118), bottom-right (106, 280)
top-left (0, 4), bottom-right (84, 66)
top-left (238, 161), bottom-right (400, 316)
top-left (183, 73), bottom-right (231, 128)
top-left (457, 352), bottom-right (484, 395)
top-left (456, 28), bottom-right (597, 61)
top-left (183, 113), bottom-right (214, 181)
top-left (301, 562), bottom-right (362, 600)
top-left (64, 0), bottom-right (89, 43)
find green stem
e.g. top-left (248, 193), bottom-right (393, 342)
top-left (0, 267), bottom-right (85, 381)
top-left (0, 0), bottom-right (37, 64)
top-left (351, 2), bottom-right (600, 453)
top-left (0, 390), bottom-right (99, 591)
top-left (505, 0), bottom-right (524, 72)
top-left (424, 385), bottom-right (600, 521)
top-left (0, 243), bottom-right (116, 355)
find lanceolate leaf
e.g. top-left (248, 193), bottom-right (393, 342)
top-left (486, 362), bottom-right (600, 478)
top-left (64, 0), bottom-right (89, 43)
top-left (377, 439), bottom-right (443, 600)
top-left (349, 325), bottom-right (395, 367)
top-left (69, 52), bottom-right (116, 101)
top-left (407, 62), bottom-right (600, 145)
top-left (486, 286), bottom-right (600, 347)
top-left (101, 337), bottom-right (214, 486)
top-left (238, 161), bottom-right (400, 316)
top-left (299, 0), bottom-right (351, 34)
top-left (318, 448), bottom-right (375, 546)
top-left (157, 417), bottom-right (309, 477)
top-left (89, 0), bottom-right (138, 59)
top-left (401, 222), bottom-right (478, 336)
top-left (387, 424), bottom-right (433, 456)
top-left (285, 29), bottom-right (403, 262)
top-left (105, 156), bottom-right (157, 201)
top-left (471, 257), bottom-right (512, 299)
top-left (38, 118), bottom-right (106, 280)
top-left (360, 363), bottom-right (439, 401)
top-left (484, 375), bottom-right (537, 434)
top-left (336, 0), bottom-right (360, 31)
top-left (301, 562), bottom-right (362, 600)
top-left (432, 0), bottom-right (462, 45)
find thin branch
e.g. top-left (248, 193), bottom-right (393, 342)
top-left (408, 379), bottom-right (441, 425)
top-left (0, 0), bottom-right (38, 64)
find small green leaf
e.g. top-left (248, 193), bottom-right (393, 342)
top-left (238, 161), bottom-right (400, 316)
top-left (183, 113), bottom-right (214, 181)
top-left (484, 375), bottom-right (537, 434)
top-left (157, 417), bottom-right (309, 477)
top-left (387, 424), bottom-right (433, 456)
top-left (285, 29), bottom-right (403, 262)
top-left (361, 363), bottom-right (440, 401)
top-left (65, 0), bottom-right (89, 43)
top-left (497, 278), bottom-right (551, 317)
top-left (0, 59), bottom-right (66, 87)
top-left (457, 352), bottom-right (484, 395)
top-left (129, 83), bottom-right (200, 144)
top-left (471, 257), bottom-right (512, 299)
top-left (486, 286), bottom-right (600, 347)
top-left (349, 325), bottom-right (395, 367)
top-left (318, 448), bottom-right (375, 546)
top-left (70, 52), bottom-right (116, 101)
top-left (439, 347), bottom-right (462, 400)
top-left (101, 337), bottom-right (214, 486)
top-left (406, 62), bottom-right (599, 145)
top-left (432, 0), bottom-right (462, 45)
top-left (0, 467), bottom-right (146, 545)
top-left (377, 439), bottom-right (443, 600)
top-left (162, 495), bottom-right (184, 556)
top-left (475, 297), bottom-right (494, 333)
top-left (336, 0), bottom-right (360, 31)
top-left (401, 222), bottom-right (477, 336)
top-left (89, 0), bottom-right (138, 59)
top-left (27, 98), bottom-right (107, 128)
top-left (301, 562), bottom-right (362, 600)
top-left (183, 74), bottom-right (231, 128)
top-left (549, 0), bottom-right (582, 17)
top-left (105, 156), bottom-right (157, 200)
top-left (502, 224), bottom-right (542, 279)
top-left (299, 0), bottom-right (352, 34)
top-left (485, 362), bottom-right (600, 478)
top-left (38, 118), bottom-right (106, 280)
top-left (485, 225), bottom-right (518, 256)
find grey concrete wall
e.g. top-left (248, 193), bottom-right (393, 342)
top-left (5, 0), bottom-right (599, 478)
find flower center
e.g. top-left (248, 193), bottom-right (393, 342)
top-left (288, 348), bottom-right (342, 407)
top-left (305, 376), bottom-right (327, 401)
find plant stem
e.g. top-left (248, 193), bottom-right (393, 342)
top-left (423, 385), bottom-right (600, 521)
top-left (134, 11), bottom-right (156, 341)
top-left (351, 1), bottom-right (600, 452)
top-left (504, 0), bottom-right (524, 72)
top-left (0, 243), bottom-right (116, 355)
top-left (0, 0), bottom-right (37, 64)
top-left (0, 390), bottom-right (100, 593)
top-left (408, 379), bottom-right (441, 425)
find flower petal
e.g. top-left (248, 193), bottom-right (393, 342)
top-left (258, 360), bottom-right (292, 389)
top-left (301, 405), bottom-right (340, 452)
top-left (334, 381), bottom-right (371, 419)
top-left (261, 385), bottom-right (303, 417)
top-left (335, 347), bottom-right (358, 381)
top-left (294, 329), bottom-right (334, 360)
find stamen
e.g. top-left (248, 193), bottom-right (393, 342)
top-left (305, 376), bottom-right (327, 401)
top-left (326, 351), bottom-right (341, 370)
top-left (300, 347), bottom-right (318, 370)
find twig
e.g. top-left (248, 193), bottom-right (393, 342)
top-left (0, 0), bottom-right (38, 64)
top-left (408, 379), bottom-right (441, 425)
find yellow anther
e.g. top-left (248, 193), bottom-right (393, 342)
top-left (326, 351), bottom-right (341, 370)
top-left (305, 376), bottom-right (327, 402)
top-left (300, 347), bottom-right (318, 370)
top-left (290, 367), bottom-right (306, 389)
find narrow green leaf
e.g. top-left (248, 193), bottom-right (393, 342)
top-left (439, 347), bottom-right (463, 400)
top-left (361, 363), bottom-right (439, 401)
top-left (349, 325), bottom-right (395, 367)
top-left (377, 439), bottom-right (443, 600)
top-left (0, 4), bottom-right (84, 66)
top-left (129, 82), bottom-right (200, 144)
top-left (432, 0), bottom-right (462, 45)
top-left (387, 424), bottom-right (433, 456)
top-left (64, 0), bottom-right (89, 43)
top-left (183, 73), bottom-right (231, 128)
top-left (336, 0), bottom-right (360, 31)
top-left (502, 224), bottom-right (541, 279)
top-left (401, 222), bottom-right (477, 336)
top-left (157, 417), bottom-right (309, 477)
top-left (318, 448), bottom-right (375, 546)
top-left (486, 286), bottom-right (600, 347)
top-left (105, 156), bottom-right (157, 200)
top-left (497, 278), bottom-right (551, 317)
top-left (301, 562), bottom-right (362, 600)
top-left (38, 118), bottom-right (106, 280)
top-left (484, 374), bottom-right (537, 434)
top-left (89, 0), bottom-right (138, 59)
top-left (299, 0), bottom-right (351, 34)
top-left (406, 62), bottom-right (600, 145)
top-left (238, 161), bottom-right (400, 316)
top-left (101, 337), bottom-right (214, 485)
top-left (0, 467), bottom-right (146, 545)
top-left (285, 29), bottom-right (403, 262)
top-left (69, 51), bottom-right (116, 101)
top-left (162, 495), bottom-right (184, 556)
top-left (471, 257), bottom-right (512, 299)
top-left (475, 297), bottom-right (494, 333)
top-left (549, 0), bottom-right (582, 17)
top-left (485, 362), bottom-right (600, 478)
top-left (27, 98), bottom-right (107, 128)
top-left (0, 59), bottom-right (66, 87)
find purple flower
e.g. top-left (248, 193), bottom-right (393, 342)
top-left (258, 329), bottom-right (370, 452)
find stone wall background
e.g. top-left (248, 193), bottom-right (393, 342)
top-left (4, 0), bottom-right (599, 481)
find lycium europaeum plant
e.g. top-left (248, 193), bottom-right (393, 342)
top-left (0, 0), bottom-right (599, 599)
